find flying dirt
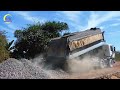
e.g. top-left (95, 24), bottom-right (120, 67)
top-left (67, 56), bottom-right (100, 73)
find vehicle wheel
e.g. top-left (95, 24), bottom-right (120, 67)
top-left (108, 59), bottom-right (113, 68)
top-left (100, 59), bottom-right (106, 69)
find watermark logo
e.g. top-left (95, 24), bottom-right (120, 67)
top-left (3, 14), bottom-right (12, 24)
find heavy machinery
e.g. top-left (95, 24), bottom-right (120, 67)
top-left (45, 28), bottom-right (116, 71)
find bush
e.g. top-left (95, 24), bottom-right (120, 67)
top-left (115, 51), bottom-right (120, 61)
top-left (0, 31), bottom-right (10, 63)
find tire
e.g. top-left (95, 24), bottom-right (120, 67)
top-left (108, 59), bottom-right (113, 68)
top-left (99, 59), bottom-right (107, 69)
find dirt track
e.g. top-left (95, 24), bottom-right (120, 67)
top-left (67, 61), bottom-right (120, 79)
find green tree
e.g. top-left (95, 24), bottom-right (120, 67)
top-left (41, 21), bottom-right (68, 38)
top-left (12, 21), bottom-right (69, 59)
top-left (115, 51), bottom-right (120, 61)
top-left (0, 31), bottom-right (10, 62)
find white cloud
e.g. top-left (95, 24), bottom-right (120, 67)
top-left (0, 25), bottom-right (14, 33)
top-left (86, 11), bottom-right (100, 29)
top-left (110, 23), bottom-right (120, 27)
top-left (85, 11), bottom-right (120, 29)
top-left (115, 18), bottom-right (120, 21)
top-left (10, 11), bottom-right (46, 23)
top-left (0, 25), bottom-right (9, 31)
top-left (57, 11), bottom-right (120, 32)
top-left (7, 24), bottom-right (18, 30)
top-left (58, 11), bottom-right (85, 31)
top-left (59, 11), bottom-right (120, 31)
top-left (106, 30), bottom-right (120, 37)
top-left (60, 11), bottom-right (81, 23)
top-left (0, 23), bottom-right (20, 34)
top-left (4, 11), bottom-right (47, 34)
top-left (99, 26), bottom-right (104, 29)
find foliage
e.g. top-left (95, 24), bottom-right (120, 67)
top-left (115, 51), bottom-right (120, 61)
top-left (0, 31), bottom-right (10, 62)
top-left (12, 21), bottom-right (69, 59)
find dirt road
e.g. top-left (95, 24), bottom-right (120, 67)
top-left (1, 58), bottom-right (120, 79)
top-left (67, 61), bottom-right (120, 79)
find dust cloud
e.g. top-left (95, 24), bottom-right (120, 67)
top-left (67, 55), bottom-right (101, 73)
top-left (0, 54), bottom-right (103, 79)
top-left (32, 54), bottom-right (102, 74)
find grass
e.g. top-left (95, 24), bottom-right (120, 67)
top-left (115, 51), bottom-right (120, 61)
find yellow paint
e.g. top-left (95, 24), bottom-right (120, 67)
top-left (69, 34), bottom-right (103, 51)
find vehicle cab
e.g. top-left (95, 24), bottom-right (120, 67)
top-left (103, 44), bottom-right (116, 59)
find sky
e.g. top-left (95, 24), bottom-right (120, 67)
top-left (0, 11), bottom-right (120, 51)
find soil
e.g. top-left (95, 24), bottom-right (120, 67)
top-left (67, 61), bottom-right (120, 79)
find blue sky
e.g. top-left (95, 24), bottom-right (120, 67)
top-left (0, 11), bottom-right (120, 51)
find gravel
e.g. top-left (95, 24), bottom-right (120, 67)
top-left (1, 58), bottom-right (119, 79)
top-left (0, 58), bottom-right (70, 79)
top-left (0, 58), bottom-right (51, 79)
top-left (95, 71), bottom-right (120, 79)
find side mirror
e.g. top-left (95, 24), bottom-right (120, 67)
top-left (114, 47), bottom-right (116, 51)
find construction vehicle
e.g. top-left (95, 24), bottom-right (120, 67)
top-left (45, 27), bottom-right (116, 71)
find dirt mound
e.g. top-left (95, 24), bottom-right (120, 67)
top-left (0, 58), bottom-right (50, 79)
top-left (0, 58), bottom-right (69, 79)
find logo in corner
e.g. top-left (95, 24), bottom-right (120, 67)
top-left (3, 14), bottom-right (12, 24)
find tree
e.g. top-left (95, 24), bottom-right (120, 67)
top-left (41, 21), bottom-right (68, 38)
top-left (0, 31), bottom-right (10, 62)
top-left (12, 21), bottom-right (69, 59)
top-left (115, 51), bottom-right (120, 61)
